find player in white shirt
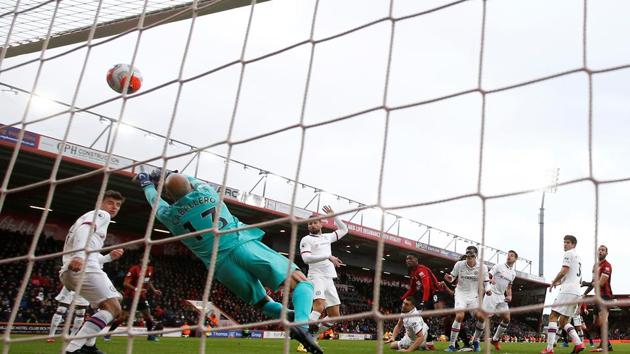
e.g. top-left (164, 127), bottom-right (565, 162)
top-left (469, 250), bottom-right (517, 351)
top-left (541, 235), bottom-right (585, 354)
top-left (443, 245), bottom-right (489, 352)
top-left (299, 206), bottom-right (348, 337)
top-left (59, 190), bottom-right (125, 354)
top-left (386, 296), bottom-right (430, 352)
top-left (47, 249), bottom-right (124, 343)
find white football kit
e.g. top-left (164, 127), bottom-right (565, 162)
top-left (482, 263), bottom-right (516, 314)
top-left (450, 260), bottom-right (489, 310)
top-left (300, 216), bottom-right (348, 307)
top-left (60, 210), bottom-right (121, 307)
top-left (552, 248), bottom-right (582, 316)
top-left (397, 308), bottom-right (429, 350)
top-left (56, 253), bottom-right (114, 307)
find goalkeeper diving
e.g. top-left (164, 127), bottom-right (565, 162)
top-left (134, 170), bottom-right (323, 354)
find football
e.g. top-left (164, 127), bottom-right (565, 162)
top-left (106, 63), bottom-right (143, 94)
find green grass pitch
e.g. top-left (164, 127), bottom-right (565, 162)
top-left (5, 337), bottom-right (628, 354)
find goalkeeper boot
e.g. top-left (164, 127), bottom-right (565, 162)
top-left (297, 343), bottom-right (308, 353)
top-left (444, 345), bottom-right (458, 352)
top-left (290, 326), bottom-right (323, 354)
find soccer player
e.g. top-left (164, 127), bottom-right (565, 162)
top-left (105, 258), bottom-right (162, 341)
top-left (541, 235), bottom-right (585, 354)
top-left (48, 249), bottom-right (123, 343)
top-left (59, 190), bottom-right (125, 354)
top-left (385, 296), bottom-right (430, 352)
top-left (438, 256), bottom-right (472, 351)
top-left (582, 244), bottom-right (613, 352)
top-left (136, 171), bottom-right (322, 354)
top-left (443, 245), bottom-right (489, 352)
top-left (401, 254), bottom-right (440, 310)
top-left (299, 206), bottom-right (348, 332)
top-left (470, 250), bottom-right (517, 351)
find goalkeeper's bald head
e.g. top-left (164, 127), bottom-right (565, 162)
top-left (165, 173), bottom-right (192, 201)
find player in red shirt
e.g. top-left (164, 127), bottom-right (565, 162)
top-left (582, 245), bottom-right (612, 352)
top-left (401, 254), bottom-right (440, 310)
top-left (105, 258), bottom-right (162, 342)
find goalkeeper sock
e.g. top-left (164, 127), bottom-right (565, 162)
top-left (262, 301), bottom-right (283, 319)
top-left (292, 281), bottom-right (314, 329)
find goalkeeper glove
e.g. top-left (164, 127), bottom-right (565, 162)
top-left (149, 168), bottom-right (178, 184)
top-left (133, 172), bottom-right (153, 188)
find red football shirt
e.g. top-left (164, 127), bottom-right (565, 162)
top-left (401, 264), bottom-right (440, 303)
top-left (596, 259), bottom-right (613, 298)
top-left (124, 264), bottom-right (154, 299)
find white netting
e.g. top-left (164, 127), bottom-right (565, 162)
top-left (1, 0), bottom-right (629, 353)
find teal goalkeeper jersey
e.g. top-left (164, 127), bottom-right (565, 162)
top-left (143, 176), bottom-right (264, 267)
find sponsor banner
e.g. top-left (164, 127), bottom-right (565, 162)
top-left (0, 322), bottom-right (49, 334)
top-left (207, 330), bottom-right (243, 338)
top-left (338, 333), bottom-right (371, 340)
top-left (135, 164), bottom-right (242, 201)
top-left (106, 326), bottom-right (181, 337)
top-left (263, 331), bottom-right (288, 339)
top-left (38, 136), bottom-right (134, 172)
top-left (250, 330), bottom-right (264, 339)
top-left (264, 199), bottom-right (311, 219)
top-left (0, 125), bottom-right (39, 148)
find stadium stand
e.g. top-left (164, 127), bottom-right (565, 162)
top-left (0, 231), bottom-right (560, 341)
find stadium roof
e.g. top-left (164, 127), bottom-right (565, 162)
top-left (0, 126), bottom-right (548, 289)
top-left (1, 0), bottom-right (269, 58)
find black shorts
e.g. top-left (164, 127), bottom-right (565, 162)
top-left (122, 297), bottom-right (150, 312)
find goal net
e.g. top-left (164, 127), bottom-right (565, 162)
top-left (1, 0), bottom-right (629, 353)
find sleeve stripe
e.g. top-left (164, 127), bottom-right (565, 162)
top-left (81, 221), bottom-right (93, 226)
top-left (301, 251), bottom-right (312, 254)
top-left (334, 231), bottom-right (338, 241)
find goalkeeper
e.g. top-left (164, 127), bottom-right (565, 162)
top-left (134, 170), bottom-right (322, 354)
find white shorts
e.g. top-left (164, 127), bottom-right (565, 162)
top-left (55, 286), bottom-right (89, 307)
top-left (398, 327), bottom-right (428, 350)
top-left (482, 293), bottom-right (509, 316)
top-left (60, 270), bottom-right (121, 308)
top-left (552, 293), bottom-right (579, 317)
top-left (454, 292), bottom-right (478, 311)
top-left (309, 276), bottom-right (341, 307)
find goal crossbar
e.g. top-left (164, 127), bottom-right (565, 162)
top-left (1, 0), bottom-right (268, 59)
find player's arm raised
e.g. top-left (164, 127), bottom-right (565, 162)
top-left (322, 205), bottom-right (348, 242)
top-left (135, 172), bottom-right (170, 212)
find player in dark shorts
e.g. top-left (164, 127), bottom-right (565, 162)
top-left (582, 245), bottom-right (613, 352)
top-left (105, 259), bottom-right (162, 342)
